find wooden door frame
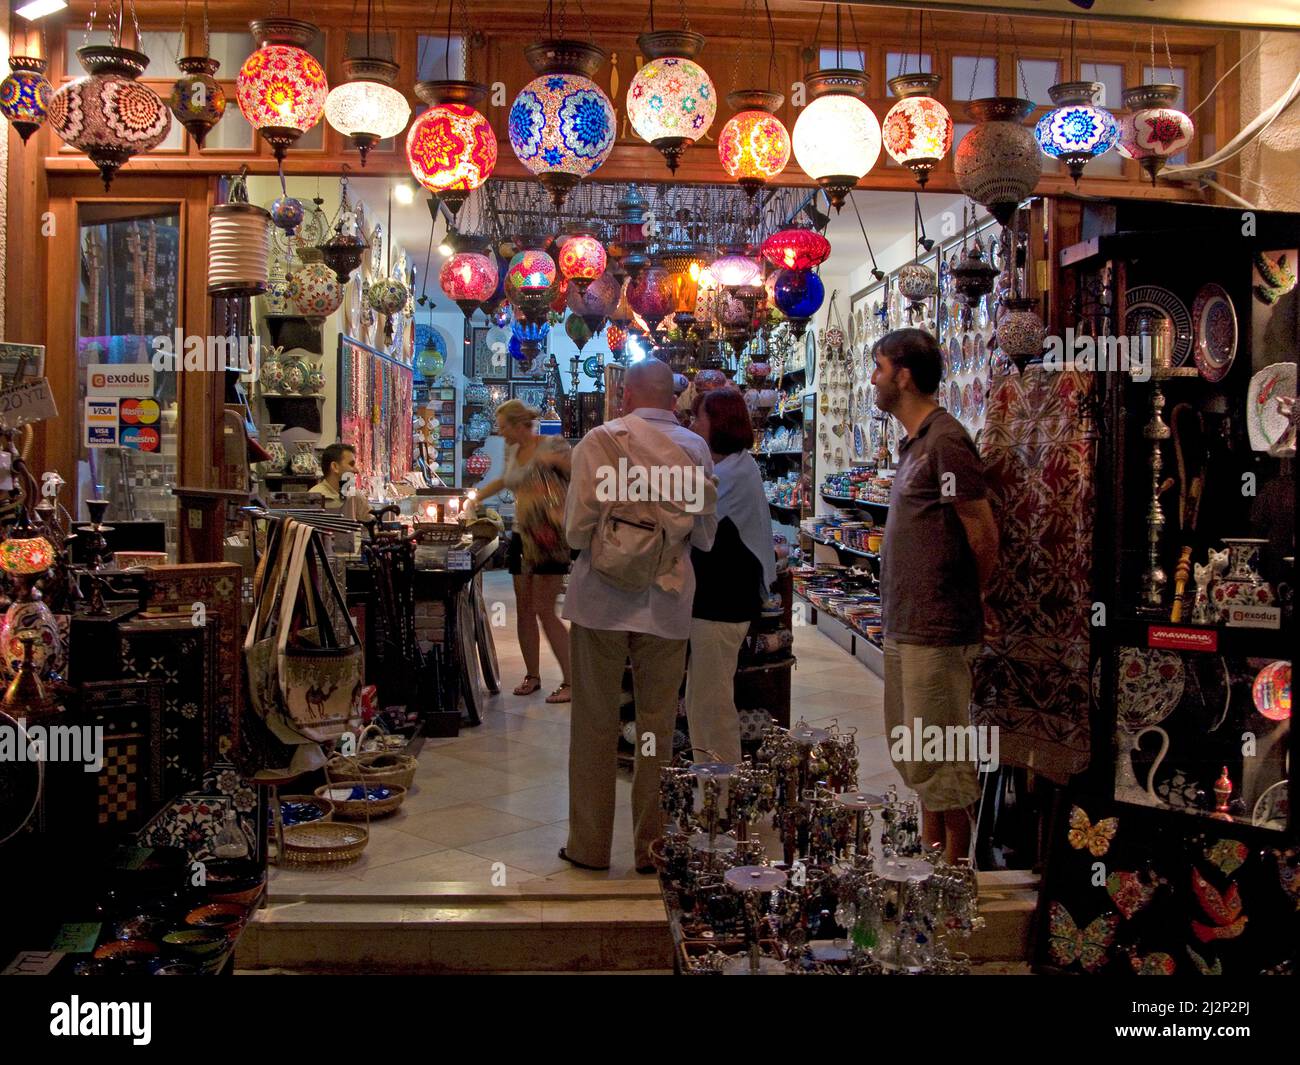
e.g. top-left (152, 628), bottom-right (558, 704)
top-left (40, 173), bottom-right (220, 507)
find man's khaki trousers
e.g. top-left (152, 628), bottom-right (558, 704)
top-left (565, 623), bottom-right (687, 869)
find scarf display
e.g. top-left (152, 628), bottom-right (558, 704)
top-left (971, 367), bottom-right (1096, 783)
top-left (715, 450), bottom-right (777, 595)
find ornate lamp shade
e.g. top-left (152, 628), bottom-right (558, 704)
top-left (626, 30), bottom-right (716, 173)
top-left (512, 318), bottom-right (551, 360)
top-left (568, 269), bottom-right (620, 322)
top-left (997, 296), bottom-right (1046, 370)
top-left (627, 266), bottom-right (676, 328)
top-left (718, 89), bottom-right (790, 197)
top-left (406, 83), bottom-right (496, 215)
top-left (955, 97), bottom-right (1041, 226)
top-left (711, 252), bottom-right (763, 289)
top-left (326, 56), bottom-right (411, 165)
top-left (1034, 81), bottom-right (1117, 185)
top-left (285, 260), bottom-right (344, 318)
top-left (882, 73), bottom-right (953, 188)
top-left (1117, 84), bottom-right (1193, 185)
top-left (509, 41), bottom-right (616, 209)
top-left (168, 56), bottom-right (226, 149)
top-left (792, 70), bottom-right (881, 211)
top-left (1, 55), bottom-right (52, 144)
top-left (550, 277), bottom-right (571, 314)
top-left (236, 18), bottom-right (328, 160)
top-left (897, 262), bottom-right (936, 306)
top-left (368, 277), bottom-right (409, 316)
top-left (49, 46), bottom-right (171, 189)
top-left (318, 227), bottom-right (368, 284)
top-left (0, 536), bottom-right (54, 576)
top-left (772, 269), bottom-right (824, 338)
top-left (565, 313), bottom-right (593, 352)
top-left (950, 242), bottom-right (999, 305)
top-left (558, 234), bottom-right (607, 292)
top-left (606, 323), bottom-right (628, 358)
top-left (441, 250), bottom-right (498, 319)
top-left (505, 249), bottom-right (558, 300)
top-left (761, 227), bottom-right (831, 272)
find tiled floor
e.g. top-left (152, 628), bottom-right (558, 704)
top-left (269, 570), bottom-right (907, 893)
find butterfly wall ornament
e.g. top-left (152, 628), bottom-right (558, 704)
top-left (1106, 870), bottom-right (1159, 920)
top-left (1204, 839), bottom-right (1249, 877)
top-left (1185, 945), bottom-right (1223, 976)
top-left (1191, 868), bottom-right (1248, 942)
top-left (1129, 951), bottom-right (1176, 976)
top-left (1048, 902), bottom-right (1119, 973)
top-left (1068, 805), bottom-right (1119, 857)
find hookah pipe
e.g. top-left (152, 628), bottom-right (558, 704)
top-left (1170, 405), bottom-right (1206, 622)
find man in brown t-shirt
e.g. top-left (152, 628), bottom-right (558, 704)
top-left (871, 328), bottom-right (1000, 863)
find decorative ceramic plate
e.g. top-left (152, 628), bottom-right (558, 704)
top-left (1093, 647), bottom-right (1185, 731)
top-left (1246, 362), bottom-right (1296, 451)
top-left (582, 354), bottom-right (601, 378)
top-left (962, 331), bottom-right (974, 370)
top-left (950, 380), bottom-right (962, 418)
top-left (972, 378), bottom-right (984, 414)
top-left (0, 710), bottom-right (41, 845)
top-left (962, 383), bottom-right (973, 415)
top-left (1124, 284), bottom-right (1194, 366)
top-left (853, 423), bottom-right (864, 457)
top-left (1192, 283), bottom-right (1237, 382)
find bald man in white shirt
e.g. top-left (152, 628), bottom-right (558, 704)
top-left (560, 359), bottom-right (718, 873)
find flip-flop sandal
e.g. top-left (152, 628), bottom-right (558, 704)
top-left (513, 675), bottom-right (542, 696)
top-left (545, 683), bottom-right (572, 704)
top-left (558, 847), bottom-right (609, 871)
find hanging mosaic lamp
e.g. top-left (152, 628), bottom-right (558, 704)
top-left (950, 240), bottom-right (999, 305)
top-left (997, 296), bottom-right (1046, 370)
top-left (606, 323), bottom-right (628, 358)
top-left (236, 18), bottom-right (328, 160)
top-left (567, 269), bottom-right (620, 327)
top-left (441, 241), bottom-right (498, 320)
top-left (558, 233), bottom-right (607, 294)
top-left (710, 251), bottom-right (763, 289)
top-left (718, 89), bottom-right (790, 198)
top-left (406, 81), bottom-right (496, 215)
top-left (761, 227), bottom-right (831, 272)
top-left (506, 248), bottom-right (559, 322)
top-left (626, 29), bottom-right (716, 173)
top-left (772, 269), bottom-right (824, 339)
top-left (627, 265), bottom-right (676, 330)
top-left (512, 318), bottom-right (551, 360)
top-left (882, 73), bottom-right (953, 188)
top-left (792, 69), bottom-right (881, 212)
top-left (286, 259), bottom-right (344, 318)
top-left (897, 261), bottom-right (937, 308)
top-left (954, 97), bottom-right (1041, 226)
top-left (1117, 83), bottom-right (1193, 185)
top-left (168, 56), bottom-right (225, 149)
top-left (49, 45), bottom-right (171, 189)
top-left (565, 313), bottom-right (593, 352)
top-left (509, 40), bottom-right (616, 209)
top-left (326, 56), bottom-right (411, 165)
top-left (1034, 81), bottom-right (1117, 185)
top-left (369, 274), bottom-right (409, 316)
top-left (1, 54), bottom-right (52, 144)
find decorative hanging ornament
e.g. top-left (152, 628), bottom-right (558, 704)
top-left (718, 89), bottom-right (790, 198)
top-left (1034, 81), bottom-right (1118, 185)
top-left (326, 56), bottom-right (411, 165)
top-left (369, 276), bottom-right (409, 317)
top-left (791, 70), bottom-right (881, 212)
top-left (626, 30), bottom-right (717, 173)
top-left (627, 265), bottom-right (676, 329)
top-left (568, 269), bottom-right (620, 322)
top-left (511, 318), bottom-right (550, 360)
top-left (1, 54), bottom-right (52, 144)
top-left (505, 249), bottom-right (558, 299)
top-left (169, 56), bottom-right (225, 149)
top-left (761, 227), bottom-right (831, 272)
top-left (441, 245), bottom-right (498, 320)
top-left (771, 269), bottom-right (824, 339)
top-left (509, 40), bottom-right (616, 209)
top-left (606, 323), bottom-right (628, 358)
top-left (897, 261), bottom-right (936, 309)
top-left (285, 259), bottom-right (343, 318)
top-left (49, 45), bottom-right (171, 189)
top-left (954, 97), bottom-right (1042, 226)
top-left (406, 81), bottom-right (496, 215)
top-left (236, 18), bottom-right (328, 160)
top-left (950, 241), bottom-right (999, 305)
top-left (1117, 83), bottom-right (1193, 186)
top-left (882, 73), bottom-right (953, 188)
top-left (558, 234), bottom-right (607, 293)
top-left (997, 296), bottom-right (1046, 370)
top-left (271, 192), bottom-right (304, 235)
top-left (566, 312), bottom-right (593, 352)
top-left (317, 171), bottom-right (369, 284)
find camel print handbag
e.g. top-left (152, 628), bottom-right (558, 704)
top-left (277, 524), bottom-right (362, 744)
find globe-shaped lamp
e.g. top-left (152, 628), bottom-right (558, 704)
top-left (236, 18), bottom-right (328, 160)
top-left (772, 269), bottom-right (824, 338)
top-left (509, 40), bottom-right (615, 209)
top-left (1, 55), bottom-right (52, 144)
top-left (626, 30), bottom-right (716, 173)
top-left (168, 56), bottom-right (226, 149)
top-left (558, 234), bottom-right (607, 293)
top-left (718, 89), bottom-right (790, 197)
top-left (441, 248), bottom-right (498, 320)
top-left (406, 81), bottom-right (497, 215)
top-left (1117, 83), bottom-right (1193, 185)
top-left (627, 265), bottom-right (676, 329)
top-left (326, 56), bottom-right (411, 165)
top-left (761, 227), bottom-right (831, 272)
top-left (954, 97), bottom-right (1041, 226)
top-left (792, 70), bottom-right (881, 211)
top-left (882, 73), bottom-right (953, 188)
top-left (1034, 81), bottom-right (1117, 185)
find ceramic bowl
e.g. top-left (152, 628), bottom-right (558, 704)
top-left (162, 929), bottom-right (228, 960)
top-left (184, 903), bottom-right (245, 937)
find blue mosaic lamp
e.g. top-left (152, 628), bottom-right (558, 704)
top-left (1034, 81), bottom-right (1118, 185)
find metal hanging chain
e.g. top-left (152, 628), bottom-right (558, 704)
top-left (1163, 28), bottom-right (1177, 85)
top-left (764, 0), bottom-right (778, 90)
top-left (1003, 15), bottom-right (1031, 101)
top-left (732, 0), bottom-right (757, 92)
top-left (809, 3), bottom-right (826, 70)
top-left (967, 14), bottom-right (990, 101)
top-left (458, 0), bottom-right (474, 82)
top-left (175, 0), bottom-right (188, 64)
top-left (901, 10), bottom-right (913, 74)
top-left (446, 0), bottom-right (455, 80)
top-left (846, 3), bottom-right (865, 72)
top-left (678, 0), bottom-right (690, 32)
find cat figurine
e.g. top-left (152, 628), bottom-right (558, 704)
top-left (1191, 560), bottom-right (1215, 624)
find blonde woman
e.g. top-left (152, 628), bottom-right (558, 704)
top-left (474, 399), bottom-right (573, 702)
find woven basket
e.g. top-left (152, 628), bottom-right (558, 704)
top-left (279, 793), bottom-right (334, 826)
top-left (315, 781), bottom-right (407, 820)
top-left (327, 751), bottom-right (417, 791)
top-left (281, 822), bottom-right (369, 864)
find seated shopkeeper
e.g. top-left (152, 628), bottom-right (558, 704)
top-left (308, 442), bottom-right (373, 521)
